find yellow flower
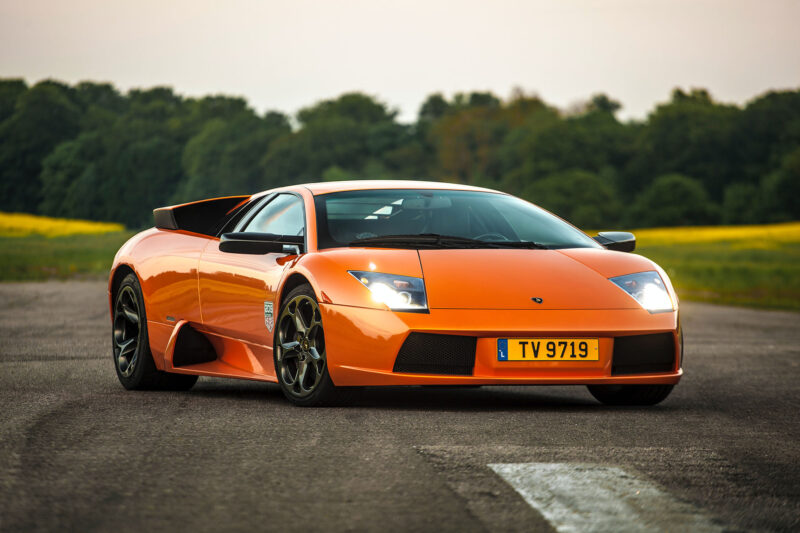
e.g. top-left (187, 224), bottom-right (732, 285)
top-left (591, 222), bottom-right (800, 249)
top-left (0, 212), bottom-right (125, 238)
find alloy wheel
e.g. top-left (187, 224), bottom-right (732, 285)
top-left (275, 295), bottom-right (326, 398)
top-left (113, 286), bottom-right (141, 377)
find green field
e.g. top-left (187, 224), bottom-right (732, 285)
top-left (0, 213), bottom-right (798, 310)
top-left (637, 243), bottom-right (800, 310)
top-left (629, 223), bottom-right (800, 310)
top-left (0, 212), bottom-right (132, 281)
top-left (0, 232), bottom-right (134, 281)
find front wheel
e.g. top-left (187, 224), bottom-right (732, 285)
top-left (273, 284), bottom-right (355, 406)
top-left (587, 384), bottom-right (674, 406)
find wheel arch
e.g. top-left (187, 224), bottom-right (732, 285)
top-left (278, 272), bottom-right (317, 307)
top-left (109, 264), bottom-right (138, 318)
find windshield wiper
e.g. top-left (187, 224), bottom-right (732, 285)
top-left (485, 240), bottom-right (549, 249)
top-left (349, 233), bottom-right (548, 249)
top-left (349, 234), bottom-right (451, 248)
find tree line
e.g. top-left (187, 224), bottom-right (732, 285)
top-left (0, 78), bottom-right (798, 229)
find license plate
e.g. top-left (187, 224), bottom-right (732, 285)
top-left (497, 338), bottom-right (599, 361)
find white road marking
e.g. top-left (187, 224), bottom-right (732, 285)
top-left (488, 463), bottom-right (723, 533)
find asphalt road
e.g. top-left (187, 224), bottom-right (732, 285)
top-left (1, 281), bottom-right (798, 532)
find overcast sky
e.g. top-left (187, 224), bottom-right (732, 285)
top-left (1, 0), bottom-right (798, 122)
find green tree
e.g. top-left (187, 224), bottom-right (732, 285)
top-left (624, 89), bottom-right (739, 201)
top-left (261, 117), bottom-right (366, 185)
top-left (430, 105), bottom-right (509, 183)
top-left (174, 112), bottom-right (290, 201)
top-left (735, 91), bottom-right (800, 182)
top-left (629, 174), bottom-right (719, 227)
top-left (760, 146), bottom-right (800, 221)
top-left (418, 93), bottom-right (450, 123)
top-left (297, 92), bottom-right (396, 126)
top-left (0, 81), bottom-right (81, 212)
top-left (261, 93), bottom-right (400, 185)
top-left (722, 183), bottom-right (763, 224)
top-left (37, 84), bottom-right (219, 226)
top-left (524, 170), bottom-right (621, 228)
top-left (111, 136), bottom-right (184, 225)
top-left (587, 93), bottom-right (622, 114)
top-left (498, 99), bottom-right (633, 195)
top-left (74, 82), bottom-right (127, 131)
top-left (39, 132), bottom-right (104, 217)
top-left (0, 79), bottom-right (27, 124)
top-left (0, 76), bottom-right (798, 230)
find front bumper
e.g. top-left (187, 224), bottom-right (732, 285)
top-left (321, 304), bottom-right (682, 386)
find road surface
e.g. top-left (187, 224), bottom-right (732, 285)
top-left (1, 281), bottom-right (798, 532)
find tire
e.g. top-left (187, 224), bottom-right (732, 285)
top-left (587, 384), bottom-right (674, 406)
top-left (273, 284), bottom-right (356, 406)
top-left (112, 273), bottom-right (198, 391)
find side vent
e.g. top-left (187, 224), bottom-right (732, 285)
top-left (393, 333), bottom-right (477, 375)
top-left (172, 326), bottom-right (217, 367)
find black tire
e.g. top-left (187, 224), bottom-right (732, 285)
top-left (273, 284), bottom-right (357, 406)
top-left (112, 273), bottom-right (198, 391)
top-left (587, 384), bottom-right (674, 406)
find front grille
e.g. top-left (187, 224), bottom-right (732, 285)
top-left (611, 332), bottom-right (676, 375)
top-left (393, 333), bottom-right (477, 375)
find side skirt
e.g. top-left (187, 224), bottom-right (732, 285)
top-left (163, 320), bottom-right (278, 383)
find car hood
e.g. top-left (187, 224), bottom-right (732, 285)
top-left (419, 248), bottom-right (647, 310)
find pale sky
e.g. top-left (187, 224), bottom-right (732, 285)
top-left (1, 0), bottom-right (798, 122)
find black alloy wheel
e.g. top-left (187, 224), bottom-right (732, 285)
top-left (112, 273), bottom-right (198, 391)
top-left (113, 285), bottom-right (141, 378)
top-left (274, 284), bottom-right (354, 406)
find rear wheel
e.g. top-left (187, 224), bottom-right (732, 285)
top-left (587, 384), bottom-right (674, 406)
top-left (274, 284), bottom-right (355, 406)
top-left (112, 273), bottom-right (198, 391)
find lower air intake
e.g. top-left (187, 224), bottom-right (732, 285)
top-left (393, 333), bottom-right (477, 375)
top-left (612, 332), bottom-right (676, 375)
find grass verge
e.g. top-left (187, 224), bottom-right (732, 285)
top-left (0, 232), bottom-right (134, 281)
top-left (1, 213), bottom-right (798, 311)
top-left (633, 223), bottom-right (800, 310)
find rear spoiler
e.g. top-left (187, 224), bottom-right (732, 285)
top-left (154, 195), bottom-right (250, 236)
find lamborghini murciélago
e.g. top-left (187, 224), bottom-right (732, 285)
top-left (110, 181), bottom-right (682, 406)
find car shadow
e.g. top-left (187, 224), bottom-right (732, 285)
top-left (187, 378), bottom-right (284, 402)
top-left (182, 380), bottom-right (680, 413)
top-left (344, 386), bottom-right (639, 412)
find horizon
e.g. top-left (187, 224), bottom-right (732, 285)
top-left (3, 75), bottom-right (796, 124)
top-left (2, 0), bottom-right (798, 122)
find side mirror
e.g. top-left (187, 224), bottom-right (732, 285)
top-left (219, 232), bottom-right (304, 255)
top-left (593, 231), bottom-right (636, 252)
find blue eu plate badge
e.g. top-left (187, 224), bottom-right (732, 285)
top-left (497, 339), bottom-right (509, 361)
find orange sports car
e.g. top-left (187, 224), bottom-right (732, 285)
top-left (109, 181), bottom-right (682, 406)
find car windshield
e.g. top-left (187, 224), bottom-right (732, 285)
top-left (313, 189), bottom-right (600, 250)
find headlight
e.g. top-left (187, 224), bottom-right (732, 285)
top-left (609, 271), bottom-right (674, 313)
top-left (349, 271), bottom-right (428, 311)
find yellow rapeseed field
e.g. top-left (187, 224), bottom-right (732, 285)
top-left (0, 212), bottom-right (125, 238)
top-left (596, 222), bottom-right (800, 249)
top-left (0, 212), bottom-right (797, 309)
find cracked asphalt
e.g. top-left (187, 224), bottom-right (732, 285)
top-left (1, 281), bottom-right (798, 532)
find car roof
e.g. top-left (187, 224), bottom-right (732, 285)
top-left (293, 180), bottom-right (502, 196)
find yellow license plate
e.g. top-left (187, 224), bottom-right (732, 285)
top-left (497, 338), bottom-right (599, 361)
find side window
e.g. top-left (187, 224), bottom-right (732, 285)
top-left (215, 199), bottom-right (257, 236)
top-left (242, 194), bottom-right (305, 236)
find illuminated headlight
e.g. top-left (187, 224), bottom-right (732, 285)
top-left (349, 271), bottom-right (428, 311)
top-left (609, 271), bottom-right (674, 313)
